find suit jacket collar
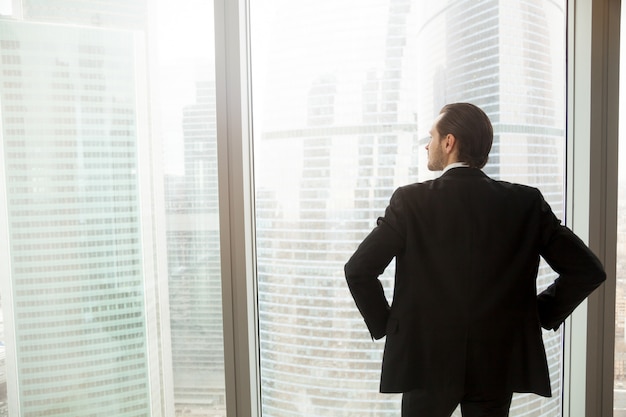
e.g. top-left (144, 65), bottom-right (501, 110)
top-left (439, 166), bottom-right (488, 179)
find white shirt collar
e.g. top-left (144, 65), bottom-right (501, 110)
top-left (442, 162), bottom-right (470, 174)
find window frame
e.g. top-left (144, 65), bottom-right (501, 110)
top-left (564, 0), bottom-right (620, 416)
top-left (214, 0), bottom-right (261, 415)
top-left (563, 0), bottom-right (620, 417)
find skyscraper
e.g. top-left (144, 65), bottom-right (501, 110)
top-left (164, 80), bottom-right (225, 416)
top-left (0, 19), bottom-right (166, 416)
top-left (255, 0), bottom-right (417, 415)
top-left (19, 0), bottom-right (147, 30)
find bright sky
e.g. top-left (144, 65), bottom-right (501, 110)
top-left (155, 0), bottom-right (215, 174)
top-left (0, 0), bottom-right (9, 15)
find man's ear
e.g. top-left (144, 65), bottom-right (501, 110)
top-left (443, 134), bottom-right (456, 154)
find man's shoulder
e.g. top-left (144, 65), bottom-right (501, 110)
top-left (393, 178), bottom-right (437, 198)
top-left (395, 171), bottom-right (543, 199)
top-left (490, 177), bottom-right (542, 195)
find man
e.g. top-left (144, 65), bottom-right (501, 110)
top-left (344, 103), bottom-right (606, 417)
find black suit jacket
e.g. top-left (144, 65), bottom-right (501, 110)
top-left (345, 167), bottom-right (606, 396)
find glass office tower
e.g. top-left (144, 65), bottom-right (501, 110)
top-left (0, 19), bottom-right (164, 416)
top-left (0, 0), bottom-right (226, 415)
top-left (0, 0), bottom-right (226, 414)
top-left (20, 0), bottom-right (147, 29)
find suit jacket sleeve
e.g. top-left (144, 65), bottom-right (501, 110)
top-left (536, 191), bottom-right (606, 330)
top-left (344, 188), bottom-right (406, 339)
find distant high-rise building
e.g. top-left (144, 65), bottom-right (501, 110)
top-left (19, 0), bottom-right (147, 30)
top-left (0, 19), bottom-right (166, 416)
top-left (256, 0), bottom-right (416, 415)
top-left (164, 80), bottom-right (225, 416)
top-left (417, 1), bottom-right (565, 211)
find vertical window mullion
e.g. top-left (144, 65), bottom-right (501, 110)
top-left (214, 0), bottom-right (260, 416)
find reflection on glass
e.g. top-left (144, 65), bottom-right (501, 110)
top-left (251, 0), bottom-right (565, 415)
top-left (0, 1), bottom-right (224, 416)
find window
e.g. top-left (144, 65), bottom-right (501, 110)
top-left (250, 0), bottom-right (565, 415)
top-left (0, 0), bottom-right (617, 416)
top-left (0, 1), bottom-right (225, 416)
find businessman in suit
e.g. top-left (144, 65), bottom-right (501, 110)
top-left (344, 102), bottom-right (606, 417)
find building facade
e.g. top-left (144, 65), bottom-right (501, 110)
top-left (0, 19), bottom-right (165, 416)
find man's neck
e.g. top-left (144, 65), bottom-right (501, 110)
top-left (442, 162), bottom-right (469, 174)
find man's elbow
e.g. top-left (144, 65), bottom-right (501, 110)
top-left (344, 261), bottom-right (361, 286)
top-left (344, 261), bottom-right (354, 283)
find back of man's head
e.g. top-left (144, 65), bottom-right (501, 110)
top-left (437, 103), bottom-right (493, 169)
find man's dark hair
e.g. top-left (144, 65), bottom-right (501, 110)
top-left (437, 103), bottom-right (493, 169)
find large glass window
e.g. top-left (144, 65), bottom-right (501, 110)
top-left (0, 1), bottom-right (225, 416)
top-left (250, 0), bottom-right (566, 416)
top-left (0, 0), bottom-right (604, 416)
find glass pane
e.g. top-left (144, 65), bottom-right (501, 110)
top-left (0, 1), bottom-right (225, 416)
top-left (251, 1), bottom-right (565, 416)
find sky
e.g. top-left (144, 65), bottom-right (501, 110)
top-left (154, 0), bottom-right (215, 175)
